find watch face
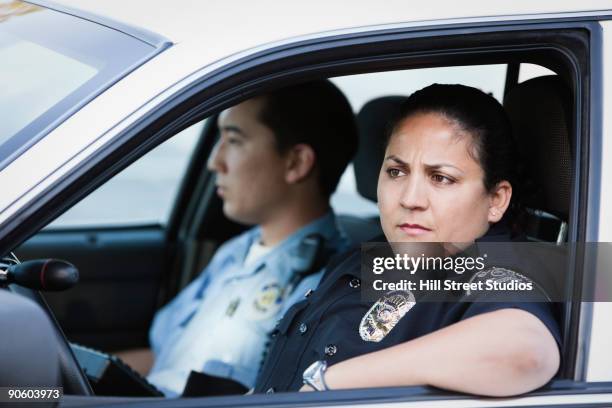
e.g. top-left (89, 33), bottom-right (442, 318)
top-left (303, 360), bottom-right (324, 378)
top-left (303, 360), bottom-right (327, 390)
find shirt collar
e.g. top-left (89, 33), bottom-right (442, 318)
top-left (475, 221), bottom-right (514, 243)
top-left (227, 211), bottom-right (343, 276)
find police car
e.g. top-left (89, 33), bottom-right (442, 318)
top-left (1, 0), bottom-right (612, 406)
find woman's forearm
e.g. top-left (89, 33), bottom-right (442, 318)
top-left (321, 308), bottom-right (559, 397)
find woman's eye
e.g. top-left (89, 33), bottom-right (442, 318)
top-left (386, 168), bottom-right (404, 178)
top-left (431, 174), bottom-right (454, 184)
top-left (227, 137), bottom-right (242, 145)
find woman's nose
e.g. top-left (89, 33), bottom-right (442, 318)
top-left (399, 176), bottom-right (428, 211)
top-left (207, 140), bottom-right (226, 173)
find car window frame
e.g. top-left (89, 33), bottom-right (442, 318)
top-left (0, 17), bottom-right (602, 405)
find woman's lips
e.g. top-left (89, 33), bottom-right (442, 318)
top-left (398, 223), bottom-right (431, 236)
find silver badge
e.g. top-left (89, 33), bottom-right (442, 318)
top-left (359, 290), bottom-right (416, 342)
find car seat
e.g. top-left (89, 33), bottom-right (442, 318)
top-left (336, 97), bottom-right (407, 243)
top-left (503, 75), bottom-right (573, 243)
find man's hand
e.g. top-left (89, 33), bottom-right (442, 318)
top-left (115, 348), bottom-right (154, 376)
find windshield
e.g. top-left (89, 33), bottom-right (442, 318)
top-left (0, 1), bottom-right (160, 170)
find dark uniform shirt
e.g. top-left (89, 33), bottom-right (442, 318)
top-left (254, 224), bottom-right (562, 393)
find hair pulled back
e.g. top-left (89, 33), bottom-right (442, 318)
top-left (389, 83), bottom-right (524, 229)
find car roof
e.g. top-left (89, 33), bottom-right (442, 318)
top-left (44, 0), bottom-right (612, 46)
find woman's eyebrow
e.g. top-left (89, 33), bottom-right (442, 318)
top-left (385, 156), bottom-right (464, 174)
top-left (425, 163), bottom-right (465, 174)
top-left (384, 155), bottom-right (408, 165)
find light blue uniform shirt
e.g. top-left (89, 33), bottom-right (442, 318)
top-left (147, 212), bottom-right (348, 396)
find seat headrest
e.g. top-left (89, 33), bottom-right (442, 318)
top-left (503, 75), bottom-right (573, 220)
top-left (354, 96), bottom-right (407, 202)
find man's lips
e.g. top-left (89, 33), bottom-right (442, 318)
top-left (398, 223), bottom-right (432, 235)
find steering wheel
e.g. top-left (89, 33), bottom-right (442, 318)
top-left (5, 267), bottom-right (93, 395)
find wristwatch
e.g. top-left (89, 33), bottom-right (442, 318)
top-left (302, 360), bottom-right (329, 391)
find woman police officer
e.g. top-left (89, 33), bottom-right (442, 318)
top-left (254, 84), bottom-right (561, 397)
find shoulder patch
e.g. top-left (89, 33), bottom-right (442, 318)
top-left (466, 267), bottom-right (550, 301)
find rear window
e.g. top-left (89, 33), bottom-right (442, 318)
top-left (0, 1), bottom-right (160, 170)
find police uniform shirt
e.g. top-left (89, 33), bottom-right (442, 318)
top-left (147, 212), bottom-right (349, 396)
top-left (254, 224), bottom-right (562, 393)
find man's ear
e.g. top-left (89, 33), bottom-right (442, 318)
top-left (285, 144), bottom-right (316, 184)
top-left (488, 180), bottom-right (512, 223)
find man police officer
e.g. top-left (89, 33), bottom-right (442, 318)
top-left (119, 80), bottom-right (358, 396)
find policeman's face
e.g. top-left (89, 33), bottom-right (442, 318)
top-left (208, 98), bottom-right (290, 225)
top-left (377, 112), bottom-right (508, 243)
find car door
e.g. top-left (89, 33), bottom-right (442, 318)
top-left (2, 7), bottom-right (612, 407)
top-left (70, 23), bottom-right (607, 407)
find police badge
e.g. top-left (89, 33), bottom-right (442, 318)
top-left (248, 282), bottom-right (283, 320)
top-left (359, 290), bottom-right (415, 342)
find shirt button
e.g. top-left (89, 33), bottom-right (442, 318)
top-left (266, 387), bottom-right (275, 394)
top-left (324, 344), bottom-right (337, 356)
top-left (349, 278), bottom-right (361, 288)
top-left (298, 323), bottom-right (308, 334)
top-left (304, 289), bottom-right (314, 298)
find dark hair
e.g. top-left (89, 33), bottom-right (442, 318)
top-left (388, 83), bottom-right (523, 228)
top-left (257, 80), bottom-right (358, 197)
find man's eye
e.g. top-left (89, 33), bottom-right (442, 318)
top-left (227, 137), bottom-right (242, 145)
top-left (386, 168), bottom-right (404, 178)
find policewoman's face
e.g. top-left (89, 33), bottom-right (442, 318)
top-left (377, 112), bottom-right (501, 243)
top-left (208, 98), bottom-right (290, 225)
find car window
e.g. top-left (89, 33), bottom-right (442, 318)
top-left (0, 0), bottom-right (158, 171)
top-left (518, 63), bottom-right (557, 83)
top-left (47, 120), bottom-right (203, 228)
top-left (44, 65), bottom-right (507, 228)
top-left (330, 64), bottom-right (507, 217)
